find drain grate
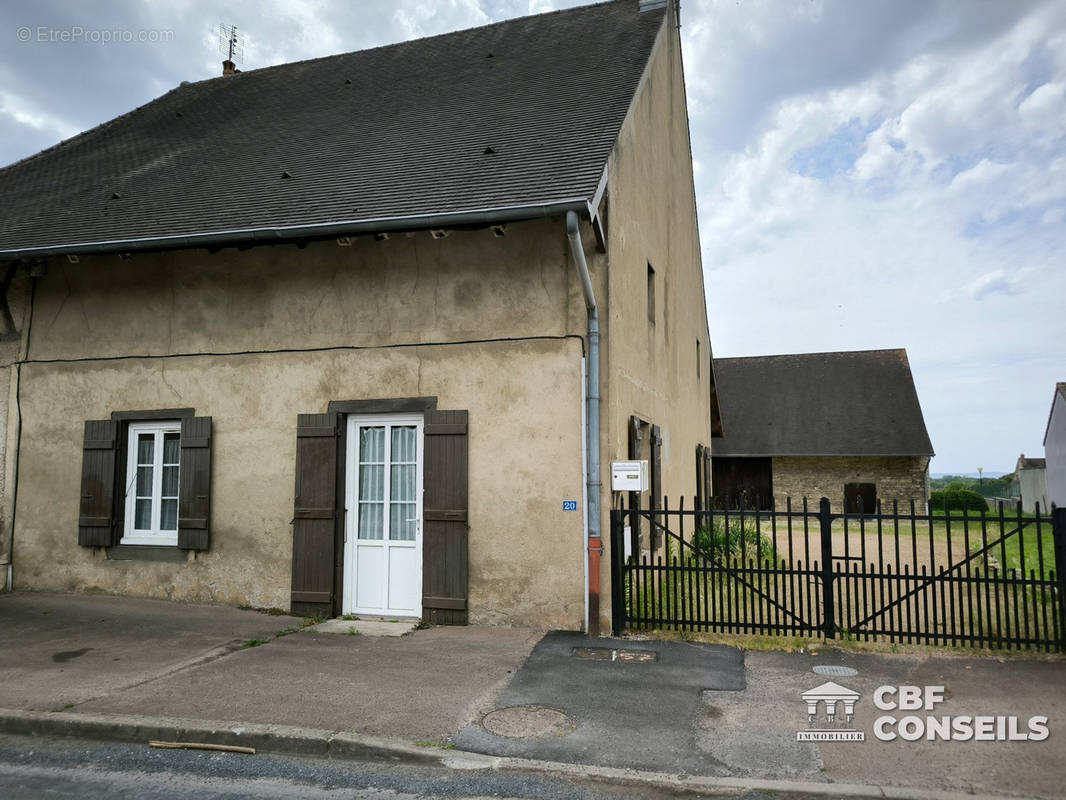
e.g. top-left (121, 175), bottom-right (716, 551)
top-left (571, 646), bottom-right (658, 663)
top-left (813, 664), bottom-right (858, 677)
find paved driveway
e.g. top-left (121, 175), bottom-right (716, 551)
top-left (456, 631), bottom-right (746, 774)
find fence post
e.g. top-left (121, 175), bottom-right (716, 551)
top-left (1054, 507), bottom-right (1066, 652)
top-left (610, 508), bottom-right (626, 636)
top-left (819, 497), bottom-right (836, 639)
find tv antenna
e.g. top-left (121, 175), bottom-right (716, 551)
top-left (218, 23), bottom-right (245, 65)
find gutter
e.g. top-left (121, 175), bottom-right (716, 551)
top-left (0, 199), bottom-right (589, 260)
top-left (565, 210), bottom-right (601, 635)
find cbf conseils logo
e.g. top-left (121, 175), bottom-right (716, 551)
top-left (797, 681), bottom-right (865, 742)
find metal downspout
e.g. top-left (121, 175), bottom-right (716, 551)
top-left (566, 210), bottom-right (601, 634)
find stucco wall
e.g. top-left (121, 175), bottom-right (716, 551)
top-left (599, 7), bottom-right (714, 629)
top-left (11, 221), bottom-right (592, 627)
top-left (1018, 468), bottom-right (1049, 514)
top-left (27, 219), bottom-right (584, 359)
top-left (14, 339), bottom-right (585, 627)
top-left (771, 456), bottom-right (930, 513)
top-left (1045, 392), bottom-right (1066, 510)
top-left (0, 268), bottom-right (31, 578)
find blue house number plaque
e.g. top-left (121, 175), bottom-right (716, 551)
top-left (562, 500), bottom-right (578, 511)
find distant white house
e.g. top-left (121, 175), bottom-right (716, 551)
top-left (1044, 383), bottom-right (1066, 511)
top-left (1015, 454), bottom-right (1049, 514)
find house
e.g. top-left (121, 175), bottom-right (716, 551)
top-left (0, 0), bottom-right (717, 633)
top-left (710, 349), bottom-right (933, 512)
top-left (1044, 383), bottom-right (1066, 510)
top-left (1015, 455), bottom-right (1049, 514)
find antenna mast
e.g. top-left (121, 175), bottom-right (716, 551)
top-left (218, 23), bottom-right (245, 74)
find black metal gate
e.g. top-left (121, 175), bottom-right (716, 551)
top-left (610, 498), bottom-right (1066, 651)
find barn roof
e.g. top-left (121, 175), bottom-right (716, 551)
top-left (711, 349), bottom-right (934, 458)
top-left (0, 0), bottom-right (664, 259)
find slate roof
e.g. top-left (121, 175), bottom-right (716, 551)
top-left (1016, 456), bottom-right (1046, 471)
top-left (0, 0), bottom-right (665, 258)
top-left (711, 349), bottom-right (934, 458)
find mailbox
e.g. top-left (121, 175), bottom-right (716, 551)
top-left (611, 460), bottom-right (649, 492)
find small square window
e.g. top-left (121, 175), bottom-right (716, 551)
top-left (122, 421), bottom-right (181, 545)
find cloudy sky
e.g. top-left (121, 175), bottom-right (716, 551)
top-left (2, 0), bottom-right (1063, 474)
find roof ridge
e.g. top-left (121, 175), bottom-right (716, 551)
top-left (714, 348), bottom-right (906, 362)
top-left (181, 0), bottom-right (626, 86)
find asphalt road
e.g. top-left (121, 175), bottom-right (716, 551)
top-left (0, 733), bottom-right (844, 800)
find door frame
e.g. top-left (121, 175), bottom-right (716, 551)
top-left (342, 412), bottom-right (425, 617)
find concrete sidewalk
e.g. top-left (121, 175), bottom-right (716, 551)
top-left (0, 591), bottom-right (307, 711)
top-left (1, 591), bottom-right (1063, 799)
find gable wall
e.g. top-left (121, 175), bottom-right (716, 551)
top-left (1018, 467), bottom-right (1049, 514)
top-left (601, 7), bottom-right (713, 626)
top-left (1046, 392), bottom-right (1066, 509)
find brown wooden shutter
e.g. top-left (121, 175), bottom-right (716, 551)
top-left (695, 444), bottom-right (705, 508)
top-left (628, 416), bottom-right (644, 542)
top-left (650, 425), bottom-right (662, 548)
top-left (651, 425), bottom-right (662, 509)
top-left (422, 409), bottom-right (468, 625)
top-left (78, 420), bottom-right (119, 547)
top-left (703, 447), bottom-right (712, 508)
top-left (178, 416), bottom-right (212, 550)
top-left (290, 412), bottom-right (340, 618)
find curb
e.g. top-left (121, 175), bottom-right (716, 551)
top-left (0, 708), bottom-right (1032, 800)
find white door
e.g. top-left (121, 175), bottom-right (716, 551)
top-left (343, 414), bottom-right (423, 617)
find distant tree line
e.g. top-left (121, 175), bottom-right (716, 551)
top-left (930, 474), bottom-right (1016, 499)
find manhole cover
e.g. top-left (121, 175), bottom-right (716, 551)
top-left (571, 646), bottom-right (658, 663)
top-left (813, 665), bottom-right (858, 677)
top-left (481, 705), bottom-right (576, 739)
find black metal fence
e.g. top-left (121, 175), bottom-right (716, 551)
top-left (609, 498), bottom-right (1066, 651)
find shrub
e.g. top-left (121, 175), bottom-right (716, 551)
top-left (693, 519), bottom-right (774, 561)
top-left (930, 488), bottom-right (987, 512)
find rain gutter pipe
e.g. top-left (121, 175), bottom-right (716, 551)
top-left (565, 210), bottom-right (601, 635)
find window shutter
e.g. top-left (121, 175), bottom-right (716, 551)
top-left (695, 444), bottom-right (705, 509)
top-left (651, 425), bottom-right (662, 509)
top-left (78, 420), bottom-right (119, 547)
top-left (178, 416), bottom-right (212, 550)
top-left (290, 412), bottom-right (340, 618)
top-left (702, 446), bottom-right (712, 508)
top-left (650, 425), bottom-right (662, 548)
top-left (422, 409), bottom-right (468, 625)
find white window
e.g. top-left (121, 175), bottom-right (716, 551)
top-left (122, 421), bottom-right (181, 546)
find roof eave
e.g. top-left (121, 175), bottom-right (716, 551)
top-left (0, 198), bottom-right (591, 261)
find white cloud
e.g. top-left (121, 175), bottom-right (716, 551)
top-left (689, 0), bottom-right (1066, 470)
top-left (1, 0), bottom-right (1064, 472)
top-left (965, 269), bottom-right (1024, 301)
top-left (0, 91), bottom-right (78, 138)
